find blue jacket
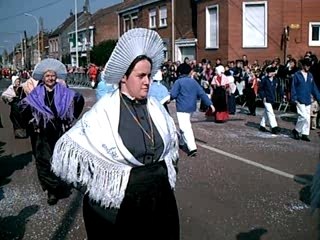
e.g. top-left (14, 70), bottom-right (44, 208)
top-left (291, 71), bottom-right (320, 105)
top-left (170, 76), bottom-right (212, 113)
top-left (148, 81), bottom-right (170, 104)
top-left (258, 76), bottom-right (281, 104)
top-left (96, 81), bottom-right (116, 101)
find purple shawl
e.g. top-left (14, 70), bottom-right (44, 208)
top-left (20, 83), bottom-right (75, 127)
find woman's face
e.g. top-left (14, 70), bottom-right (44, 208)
top-left (14, 79), bottom-right (21, 87)
top-left (121, 59), bottom-right (152, 100)
top-left (43, 70), bottom-right (57, 89)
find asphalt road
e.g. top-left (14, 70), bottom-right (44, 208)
top-left (0, 80), bottom-right (319, 240)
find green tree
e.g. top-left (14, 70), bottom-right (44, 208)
top-left (91, 39), bottom-right (117, 67)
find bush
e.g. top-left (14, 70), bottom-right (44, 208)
top-left (91, 39), bottom-right (117, 66)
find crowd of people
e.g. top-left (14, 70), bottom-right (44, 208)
top-left (0, 27), bottom-right (320, 239)
top-left (150, 52), bottom-right (320, 140)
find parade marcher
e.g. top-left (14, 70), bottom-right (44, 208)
top-left (22, 77), bottom-right (38, 95)
top-left (170, 63), bottom-right (215, 157)
top-left (1, 77), bottom-right (27, 138)
top-left (148, 69), bottom-right (171, 113)
top-left (258, 67), bottom-right (281, 134)
top-left (51, 28), bottom-right (180, 240)
top-left (209, 65), bottom-right (230, 122)
top-left (19, 59), bottom-right (85, 205)
top-left (95, 73), bottom-right (116, 101)
top-left (291, 58), bottom-right (320, 141)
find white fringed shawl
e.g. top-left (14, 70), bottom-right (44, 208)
top-left (52, 89), bottom-right (179, 208)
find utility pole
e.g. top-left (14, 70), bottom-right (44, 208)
top-left (75, 0), bottom-right (79, 68)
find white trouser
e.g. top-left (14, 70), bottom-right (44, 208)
top-left (176, 112), bottom-right (197, 151)
top-left (260, 102), bottom-right (278, 128)
top-left (295, 103), bottom-right (311, 135)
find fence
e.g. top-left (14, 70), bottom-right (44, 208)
top-left (66, 73), bottom-right (92, 88)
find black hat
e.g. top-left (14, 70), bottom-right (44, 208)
top-left (301, 58), bottom-right (312, 66)
top-left (266, 66), bottom-right (277, 73)
top-left (178, 63), bottom-right (192, 75)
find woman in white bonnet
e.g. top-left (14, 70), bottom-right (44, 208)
top-left (19, 58), bottom-right (85, 205)
top-left (52, 28), bottom-right (180, 239)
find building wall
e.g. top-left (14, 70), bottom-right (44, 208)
top-left (197, 0), bottom-right (229, 64)
top-left (92, 5), bottom-right (120, 44)
top-left (283, 0), bottom-right (320, 60)
top-left (197, 0), bottom-right (320, 66)
top-left (175, 0), bottom-right (196, 39)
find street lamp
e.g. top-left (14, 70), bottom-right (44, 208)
top-left (0, 31), bottom-right (25, 69)
top-left (24, 13), bottom-right (41, 64)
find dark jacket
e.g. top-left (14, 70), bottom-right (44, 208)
top-left (259, 76), bottom-right (281, 104)
top-left (170, 76), bottom-right (212, 113)
top-left (291, 71), bottom-right (320, 105)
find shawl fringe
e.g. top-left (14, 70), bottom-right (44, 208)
top-left (52, 135), bottom-right (131, 208)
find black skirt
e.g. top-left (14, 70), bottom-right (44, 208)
top-left (83, 161), bottom-right (180, 240)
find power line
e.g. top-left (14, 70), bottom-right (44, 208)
top-left (0, 0), bottom-right (64, 22)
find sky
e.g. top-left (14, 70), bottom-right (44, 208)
top-left (0, 0), bottom-right (122, 54)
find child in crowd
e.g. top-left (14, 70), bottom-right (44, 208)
top-left (311, 95), bottom-right (319, 130)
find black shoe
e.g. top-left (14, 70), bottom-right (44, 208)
top-left (271, 127), bottom-right (280, 134)
top-left (252, 113), bottom-right (256, 116)
top-left (188, 149), bottom-right (197, 157)
top-left (259, 126), bottom-right (267, 132)
top-left (47, 193), bottom-right (58, 205)
top-left (301, 135), bottom-right (311, 142)
top-left (292, 129), bottom-right (300, 140)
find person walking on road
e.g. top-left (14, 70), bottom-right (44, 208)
top-left (19, 59), bottom-right (85, 205)
top-left (291, 58), bottom-right (320, 141)
top-left (258, 67), bottom-right (281, 134)
top-left (51, 28), bottom-right (180, 240)
top-left (170, 63), bottom-right (215, 157)
top-left (1, 77), bottom-right (27, 138)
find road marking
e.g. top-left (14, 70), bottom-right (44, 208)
top-left (197, 142), bottom-right (309, 184)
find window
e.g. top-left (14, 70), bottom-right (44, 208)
top-left (206, 5), bottom-right (219, 49)
top-left (149, 8), bottom-right (156, 28)
top-left (309, 22), bottom-right (320, 46)
top-left (123, 13), bottom-right (138, 32)
top-left (159, 6), bottom-right (167, 27)
top-left (243, 1), bottom-right (267, 48)
top-left (124, 17), bottom-right (131, 32)
top-left (131, 13), bottom-right (138, 29)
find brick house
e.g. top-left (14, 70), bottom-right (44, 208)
top-left (91, 3), bottom-right (122, 44)
top-left (92, 0), bottom-right (197, 62)
top-left (48, 2), bottom-right (93, 67)
top-left (196, 0), bottom-right (320, 65)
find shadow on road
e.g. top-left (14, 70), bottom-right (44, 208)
top-left (50, 191), bottom-right (84, 240)
top-left (0, 151), bottom-right (33, 180)
top-left (0, 204), bottom-right (39, 240)
top-left (236, 228), bottom-right (268, 240)
top-left (294, 174), bottom-right (313, 206)
top-left (0, 141), bottom-right (33, 203)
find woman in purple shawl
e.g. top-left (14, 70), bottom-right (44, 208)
top-left (20, 59), bottom-right (84, 205)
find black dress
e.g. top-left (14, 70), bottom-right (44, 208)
top-left (82, 95), bottom-right (180, 240)
top-left (23, 89), bottom-right (84, 198)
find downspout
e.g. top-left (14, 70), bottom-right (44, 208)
top-left (118, 13), bottom-right (120, 39)
top-left (171, 0), bottom-right (175, 61)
